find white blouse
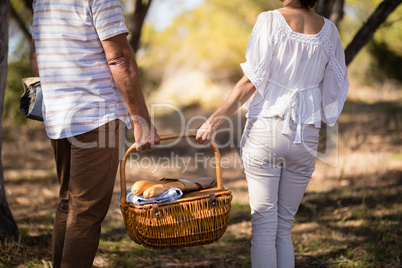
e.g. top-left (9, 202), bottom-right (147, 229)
top-left (241, 10), bottom-right (349, 143)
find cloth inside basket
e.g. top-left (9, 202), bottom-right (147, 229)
top-left (159, 177), bottom-right (216, 192)
top-left (119, 188), bottom-right (183, 205)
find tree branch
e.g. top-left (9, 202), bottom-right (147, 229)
top-left (23, 0), bottom-right (33, 12)
top-left (345, 0), bottom-right (402, 66)
top-left (315, 0), bottom-right (345, 25)
top-left (9, 4), bottom-right (31, 41)
top-left (128, 0), bottom-right (153, 55)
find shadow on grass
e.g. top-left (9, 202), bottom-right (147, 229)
top-left (2, 102), bottom-right (401, 267)
top-left (97, 170), bottom-right (401, 267)
top-left (3, 176), bottom-right (400, 267)
top-left (295, 170), bottom-right (402, 267)
top-left (0, 233), bottom-right (52, 268)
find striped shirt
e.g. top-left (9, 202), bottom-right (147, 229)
top-left (32, 0), bottom-right (131, 139)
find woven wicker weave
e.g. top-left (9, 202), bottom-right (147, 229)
top-left (120, 132), bottom-right (232, 250)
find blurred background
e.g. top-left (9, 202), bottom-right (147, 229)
top-left (1, 0), bottom-right (401, 267)
top-left (4, 0), bottom-right (402, 116)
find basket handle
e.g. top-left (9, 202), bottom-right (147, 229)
top-left (120, 132), bottom-right (223, 205)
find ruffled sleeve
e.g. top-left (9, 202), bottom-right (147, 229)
top-left (240, 11), bottom-right (276, 96)
top-left (320, 21), bottom-right (349, 126)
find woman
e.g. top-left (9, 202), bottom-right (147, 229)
top-left (195, 0), bottom-right (349, 267)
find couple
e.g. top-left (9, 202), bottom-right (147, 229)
top-left (30, 0), bottom-right (348, 267)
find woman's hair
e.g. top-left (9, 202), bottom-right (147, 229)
top-left (300, 0), bottom-right (319, 9)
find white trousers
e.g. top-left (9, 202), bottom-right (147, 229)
top-left (240, 117), bottom-right (319, 268)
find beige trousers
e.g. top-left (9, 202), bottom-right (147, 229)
top-left (240, 117), bottom-right (319, 268)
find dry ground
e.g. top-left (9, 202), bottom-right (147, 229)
top-left (1, 80), bottom-right (401, 267)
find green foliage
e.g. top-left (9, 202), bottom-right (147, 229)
top-left (4, 49), bottom-right (34, 124)
top-left (140, 0), bottom-right (402, 90)
top-left (139, 0), bottom-right (281, 84)
top-left (342, 0), bottom-right (402, 83)
top-left (7, 0), bottom-right (401, 118)
top-left (10, 0), bottom-right (33, 25)
top-left (369, 41), bottom-right (402, 82)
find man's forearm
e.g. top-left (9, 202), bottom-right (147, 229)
top-left (108, 53), bottom-right (151, 126)
top-left (102, 33), bottom-right (154, 131)
top-left (29, 39), bottom-right (39, 77)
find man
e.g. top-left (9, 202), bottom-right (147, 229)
top-left (29, 0), bottom-right (160, 267)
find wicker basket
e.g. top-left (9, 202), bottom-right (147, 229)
top-left (120, 132), bottom-right (232, 250)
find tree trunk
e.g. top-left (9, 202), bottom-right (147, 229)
top-left (128, 0), bottom-right (153, 55)
top-left (0, 0), bottom-right (19, 240)
top-left (345, 0), bottom-right (402, 66)
top-left (315, 0), bottom-right (345, 25)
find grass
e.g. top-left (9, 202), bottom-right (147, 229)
top-left (293, 176), bottom-right (402, 267)
top-left (2, 185), bottom-right (399, 267)
top-left (1, 81), bottom-right (402, 267)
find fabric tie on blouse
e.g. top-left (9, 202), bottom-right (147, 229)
top-left (268, 79), bottom-right (319, 144)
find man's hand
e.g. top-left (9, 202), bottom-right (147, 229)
top-left (133, 121), bottom-right (160, 151)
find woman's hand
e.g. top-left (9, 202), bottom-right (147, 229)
top-left (195, 75), bottom-right (256, 146)
top-left (195, 120), bottom-right (216, 145)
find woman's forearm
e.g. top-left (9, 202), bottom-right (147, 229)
top-left (207, 75), bottom-right (256, 130)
